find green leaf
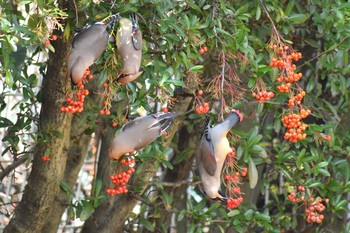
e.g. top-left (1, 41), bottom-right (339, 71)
top-left (188, 65), bottom-right (203, 72)
top-left (247, 134), bottom-right (263, 149)
top-left (318, 168), bottom-right (330, 176)
top-left (244, 209), bottom-right (254, 220)
top-left (227, 209), bottom-right (240, 217)
top-left (248, 77), bottom-right (256, 88)
top-left (165, 19), bottom-right (185, 38)
top-left (248, 157), bottom-right (258, 189)
top-left (60, 181), bottom-right (75, 196)
top-left (52, 130), bottom-right (63, 138)
top-left (286, 14), bottom-right (310, 24)
top-left (64, 22), bottom-right (71, 41)
top-left (79, 201), bottom-right (94, 221)
top-left (160, 158), bottom-right (173, 169)
top-left (307, 181), bottom-right (323, 188)
top-left (0, 117), bottom-right (14, 127)
top-left (254, 211), bottom-right (271, 222)
top-left (205, 202), bottom-right (220, 214)
top-left (93, 179), bottom-right (103, 197)
top-left (139, 218), bottom-right (155, 231)
top-left (317, 161), bottom-right (329, 168)
top-left (255, 6), bottom-right (261, 20)
top-left (215, 27), bottom-right (233, 37)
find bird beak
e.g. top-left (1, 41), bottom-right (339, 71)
top-left (205, 191), bottom-right (228, 203)
top-left (230, 109), bottom-right (243, 122)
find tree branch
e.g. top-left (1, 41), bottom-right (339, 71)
top-left (0, 156), bottom-right (28, 181)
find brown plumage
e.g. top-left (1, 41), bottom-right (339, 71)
top-left (196, 110), bottom-right (243, 202)
top-left (68, 14), bottom-right (119, 85)
top-left (109, 112), bottom-right (178, 160)
top-left (115, 15), bottom-right (143, 84)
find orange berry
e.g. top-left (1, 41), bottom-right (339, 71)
top-left (44, 39), bottom-right (50, 46)
top-left (51, 35), bottom-right (58, 41)
top-left (162, 107), bottom-right (168, 113)
top-left (326, 135), bottom-right (331, 141)
top-left (103, 82), bottom-right (108, 88)
top-left (203, 46), bottom-right (208, 52)
top-left (197, 90), bottom-right (203, 96)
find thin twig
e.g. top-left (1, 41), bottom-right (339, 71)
top-left (298, 35), bottom-right (350, 69)
top-left (0, 156), bottom-right (28, 181)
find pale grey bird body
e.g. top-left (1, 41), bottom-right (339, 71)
top-left (115, 15), bottom-right (143, 84)
top-left (109, 112), bottom-right (178, 160)
top-left (197, 110), bottom-right (243, 202)
top-left (68, 15), bottom-right (119, 85)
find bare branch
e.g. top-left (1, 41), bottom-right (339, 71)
top-left (0, 156), bottom-right (28, 181)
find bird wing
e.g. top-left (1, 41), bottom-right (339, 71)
top-left (132, 30), bottom-right (142, 50)
top-left (120, 119), bottom-right (140, 132)
top-left (199, 128), bottom-right (217, 176)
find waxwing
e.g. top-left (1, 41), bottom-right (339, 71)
top-left (68, 14), bottom-right (120, 85)
top-left (196, 109), bottom-right (243, 202)
top-left (109, 112), bottom-right (178, 160)
top-left (114, 14), bottom-right (143, 84)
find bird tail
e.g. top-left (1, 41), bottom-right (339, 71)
top-left (200, 114), bottom-right (211, 138)
top-left (102, 14), bottom-right (120, 25)
top-left (152, 112), bottom-right (180, 121)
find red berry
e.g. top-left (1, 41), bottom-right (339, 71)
top-left (197, 90), bottom-right (203, 96)
top-left (51, 35), bottom-right (58, 41)
top-left (44, 39), bottom-right (50, 46)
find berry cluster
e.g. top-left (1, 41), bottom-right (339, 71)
top-left (252, 91), bottom-right (274, 103)
top-left (226, 196), bottom-right (243, 209)
top-left (199, 46), bottom-right (208, 55)
top-left (268, 44), bottom-right (310, 143)
top-left (100, 82), bottom-right (112, 115)
top-left (194, 90), bottom-right (210, 114)
top-left (44, 35), bottom-right (58, 46)
top-left (60, 68), bottom-right (92, 113)
top-left (106, 156), bottom-right (136, 196)
top-left (281, 109), bottom-right (311, 143)
top-left (223, 147), bottom-right (246, 209)
top-left (288, 185), bottom-right (327, 224)
top-left (41, 155), bottom-right (51, 162)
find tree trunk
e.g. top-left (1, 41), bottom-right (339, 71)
top-left (40, 114), bottom-right (93, 233)
top-left (4, 24), bottom-right (73, 233)
top-left (81, 128), bottom-right (157, 233)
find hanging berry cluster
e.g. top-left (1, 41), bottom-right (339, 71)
top-left (268, 44), bottom-right (311, 143)
top-left (251, 91), bottom-right (274, 103)
top-left (106, 156), bottom-right (136, 196)
top-left (60, 68), bottom-right (93, 113)
top-left (195, 90), bottom-right (209, 114)
top-left (281, 109), bottom-right (311, 142)
top-left (222, 147), bottom-right (247, 209)
top-left (100, 82), bottom-right (112, 115)
top-left (288, 185), bottom-right (327, 224)
top-left (41, 155), bottom-right (51, 162)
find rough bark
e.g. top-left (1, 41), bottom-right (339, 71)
top-left (40, 113), bottom-right (93, 233)
top-left (4, 22), bottom-right (73, 233)
top-left (81, 94), bottom-right (193, 233)
top-left (81, 128), bottom-right (157, 233)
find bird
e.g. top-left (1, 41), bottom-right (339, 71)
top-left (68, 14), bottom-right (120, 86)
top-left (196, 109), bottom-right (243, 202)
top-left (109, 112), bottom-right (178, 160)
top-left (114, 14), bottom-right (143, 84)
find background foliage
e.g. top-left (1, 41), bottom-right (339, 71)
top-left (0, 0), bottom-right (349, 232)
